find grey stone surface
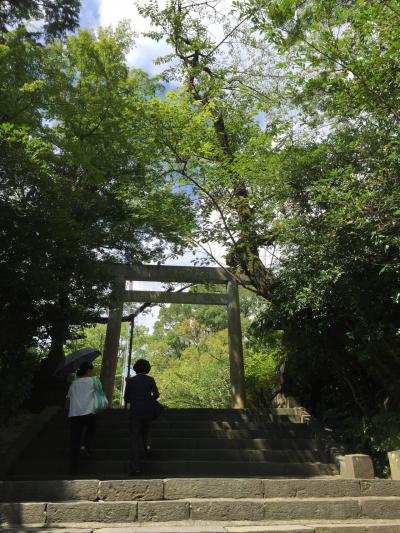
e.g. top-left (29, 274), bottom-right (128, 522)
top-left (360, 497), bottom-right (400, 519)
top-left (190, 499), bottom-right (264, 521)
top-left (138, 501), bottom-right (190, 522)
top-left (263, 499), bottom-right (360, 521)
top-left (0, 480), bottom-right (99, 502)
top-left (0, 406), bottom-right (60, 480)
top-left (99, 480), bottom-right (163, 501)
top-left (164, 479), bottom-right (263, 500)
top-left (1, 530), bottom-right (92, 533)
top-left (96, 524), bottom-right (226, 533)
top-left (46, 502), bottom-right (137, 524)
top-left (341, 455), bottom-right (374, 479)
top-left (388, 450), bottom-right (400, 480)
top-left (0, 502), bottom-right (46, 527)
top-left (262, 479), bottom-right (360, 499)
top-left (360, 479), bottom-right (400, 496)
top-left (314, 523), bottom-right (400, 532)
top-left (226, 527), bottom-right (314, 532)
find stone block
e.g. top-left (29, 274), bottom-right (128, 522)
top-left (314, 523), bottom-right (400, 532)
top-left (46, 502), bottom-right (137, 525)
top-left (0, 502), bottom-right (46, 527)
top-left (263, 479), bottom-right (360, 499)
top-left (164, 478), bottom-right (263, 499)
top-left (340, 454), bottom-right (374, 479)
top-left (388, 450), bottom-right (400, 480)
top-left (360, 479), bottom-right (400, 496)
top-left (0, 480), bottom-right (99, 502)
top-left (99, 480), bottom-right (163, 501)
top-left (1, 530), bottom-right (92, 533)
top-left (137, 501), bottom-right (189, 521)
top-left (360, 497), bottom-right (400, 519)
top-left (190, 499), bottom-right (264, 521)
top-left (263, 498), bottom-right (360, 521)
top-left (227, 527), bottom-right (314, 532)
top-left (97, 528), bottom-right (225, 533)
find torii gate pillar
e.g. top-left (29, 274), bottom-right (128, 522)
top-left (227, 280), bottom-right (246, 408)
top-left (100, 276), bottom-right (124, 402)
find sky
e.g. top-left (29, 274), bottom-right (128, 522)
top-left (80, 0), bottom-right (172, 74)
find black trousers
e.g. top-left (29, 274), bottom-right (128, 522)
top-left (129, 415), bottom-right (152, 471)
top-left (69, 413), bottom-right (96, 471)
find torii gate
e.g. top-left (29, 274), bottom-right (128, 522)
top-left (100, 263), bottom-right (246, 408)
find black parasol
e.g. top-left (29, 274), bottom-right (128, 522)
top-left (54, 347), bottom-right (100, 376)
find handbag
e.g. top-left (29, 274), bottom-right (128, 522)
top-left (93, 377), bottom-right (109, 411)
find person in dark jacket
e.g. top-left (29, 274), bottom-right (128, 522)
top-left (124, 358), bottom-right (160, 475)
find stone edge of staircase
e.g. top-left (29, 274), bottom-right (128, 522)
top-left (3, 522), bottom-right (400, 533)
top-left (287, 406), bottom-right (345, 472)
top-left (0, 406), bottom-right (60, 480)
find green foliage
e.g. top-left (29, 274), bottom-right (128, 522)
top-left (151, 329), bottom-right (231, 408)
top-left (0, 0), bottom-right (81, 40)
top-left (132, 287), bottom-right (282, 408)
top-left (0, 20), bottom-right (194, 419)
top-left (237, 0), bottom-right (400, 469)
top-left (67, 322), bottom-right (131, 405)
top-left (245, 330), bottom-right (285, 407)
top-left (139, 0), bottom-right (400, 468)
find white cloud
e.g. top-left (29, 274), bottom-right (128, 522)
top-left (99, 0), bottom-right (234, 74)
top-left (99, 0), bottom-right (172, 74)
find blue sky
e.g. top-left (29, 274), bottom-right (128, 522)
top-left (78, 0), bottom-right (173, 75)
top-left (79, 0), bottom-right (100, 28)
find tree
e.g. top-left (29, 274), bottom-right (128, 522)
top-left (234, 0), bottom-right (400, 465)
top-left (0, 0), bottom-right (81, 40)
top-left (0, 1), bottom-right (81, 422)
top-left (134, 287), bottom-right (281, 407)
top-left (138, 0), bottom-right (276, 297)
top-left (136, 0), bottom-right (400, 467)
top-left (0, 24), bottom-right (195, 418)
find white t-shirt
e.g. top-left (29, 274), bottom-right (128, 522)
top-left (67, 377), bottom-right (96, 417)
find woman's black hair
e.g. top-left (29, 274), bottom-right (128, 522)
top-left (77, 361), bottom-right (94, 377)
top-left (133, 358), bottom-right (151, 374)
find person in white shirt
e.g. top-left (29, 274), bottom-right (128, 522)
top-left (67, 361), bottom-right (96, 474)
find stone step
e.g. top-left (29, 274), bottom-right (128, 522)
top-left (26, 437), bottom-right (321, 450)
top-left (11, 460), bottom-right (338, 478)
top-left (2, 497), bottom-right (400, 527)
top-left (95, 415), bottom-right (304, 423)
top-left (98, 408), bottom-right (303, 416)
top-left (86, 421), bottom-right (309, 430)
top-left (96, 416), bottom-right (305, 424)
top-left (4, 523), bottom-right (400, 533)
top-left (6, 408), bottom-right (332, 482)
top-left (47, 429), bottom-right (312, 439)
top-left (30, 448), bottom-right (328, 463)
top-left (2, 479), bottom-right (400, 503)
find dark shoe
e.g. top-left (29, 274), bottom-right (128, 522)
top-left (80, 445), bottom-right (90, 457)
top-left (129, 469), bottom-right (141, 476)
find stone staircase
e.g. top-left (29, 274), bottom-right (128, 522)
top-left (3, 408), bottom-right (400, 531)
top-left (2, 478), bottom-right (400, 531)
top-left (7, 408), bottom-right (337, 479)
